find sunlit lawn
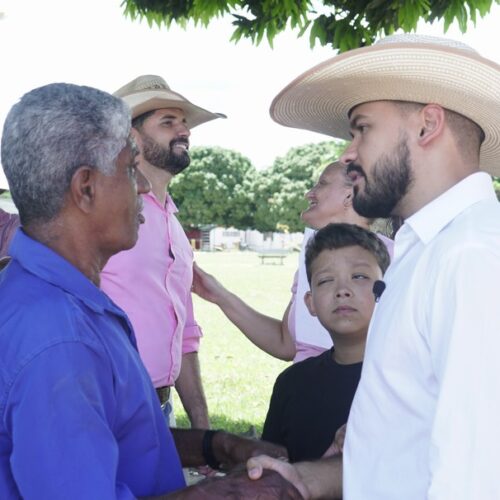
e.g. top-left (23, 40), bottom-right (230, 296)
top-left (172, 250), bottom-right (297, 435)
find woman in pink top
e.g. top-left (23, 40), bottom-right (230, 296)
top-left (193, 161), bottom-right (393, 362)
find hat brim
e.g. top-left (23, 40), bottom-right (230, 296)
top-left (270, 42), bottom-right (500, 175)
top-left (123, 89), bottom-right (226, 129)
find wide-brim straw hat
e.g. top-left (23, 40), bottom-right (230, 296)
top-left (270, 34), bottom-right (500, 175)
top-left (115, 75), bottom-right (226, 128)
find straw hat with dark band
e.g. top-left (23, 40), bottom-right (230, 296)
top-left (115, 75), bottom-right (226, 128)
top-left (270, 34), bottom-right (500, 175)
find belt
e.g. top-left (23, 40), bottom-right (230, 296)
top-left (156, 386), bottom-right (171, 406)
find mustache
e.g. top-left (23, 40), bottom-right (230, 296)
top-left (346, 163), bottom-right (366, 179)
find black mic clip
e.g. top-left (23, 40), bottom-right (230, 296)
top-left (372, 280), bottom-right (386, 303)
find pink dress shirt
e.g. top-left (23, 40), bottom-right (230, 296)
top-left (0, 209), bottom-right (20, 258)
top-left (288, 270), bottom-right (331, 362)
top-left (101, 193), bottom-right (202, 388)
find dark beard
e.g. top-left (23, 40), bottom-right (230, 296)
top-left (348, 135), bottom-right (413, 218)
top-left (140, 134), bottom-right (190, 176)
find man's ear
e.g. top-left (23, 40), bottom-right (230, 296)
top-left (304, 290), bottom-right (317, 317)
top-left (417, 104), bottom-right (446, 146)
top-left (70, 166), bottom-right (97, 214)
top-left (130, 127), bottom-right (143, 149)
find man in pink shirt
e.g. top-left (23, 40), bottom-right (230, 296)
top-left (0, 176), bottom-right (20, 260)
top-left (101, 75), bottom-right (225, 427)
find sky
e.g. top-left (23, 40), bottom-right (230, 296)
top-left (0, 0), bottom-right (499, 189)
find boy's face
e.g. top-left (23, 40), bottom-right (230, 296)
top-left (305, 245), bottom-right (382, 340)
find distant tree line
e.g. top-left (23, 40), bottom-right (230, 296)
top-left (170, 141), bottom-right (346, 233)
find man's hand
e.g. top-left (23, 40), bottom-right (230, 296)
top-left (167, 468), bottom-right (303, 499)
top-left (213, 432), bottom-right (288, 470)
top-left (247, 455), bottom-right (310, 499)
top-left (322, 423), bottom-right (347, 458)
top-left (247, 455), bottom-right (343, 500)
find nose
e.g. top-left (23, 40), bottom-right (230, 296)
top-left (176, 122), bottom-right (191, 138)
top-left (305, 185), bottom-right (316, 200)
top-left (136, 168), bottom-right (151, 195)
top-left (335, 284), bottom-right (352, 298)
top-left (340, 141), bottom-right (357, 166)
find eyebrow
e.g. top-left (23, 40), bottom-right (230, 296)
top-left (349, 113), bottom-right (369, 130)
top-left (158, 111), bottom-right (186, 122)
top-left (313, 261), bottom-right (375, 276)
top-left (159, 113), bottom-right (179, 120)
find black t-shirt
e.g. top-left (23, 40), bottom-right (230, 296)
top-left (261, 348), bottom-right (362, 462)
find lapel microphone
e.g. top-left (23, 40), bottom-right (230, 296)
top-left (372, 280), bottom-right (386, 303)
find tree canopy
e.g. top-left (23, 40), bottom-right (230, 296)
top-left (121, 0), bottom-right (498, 52)
top-left (170, 141), bottom-right (346, 232)
top-left (252, 140), bottom-right (346, 232)
top-left (169, 146), bottom-right (256, 229)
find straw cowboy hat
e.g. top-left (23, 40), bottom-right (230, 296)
top-left (114, 75), bottom-right (226, 128)
top-left (270, 34), bottom-right (500, 175)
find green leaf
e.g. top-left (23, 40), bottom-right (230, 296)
top-left (122, 0), bottom-right (499, 52)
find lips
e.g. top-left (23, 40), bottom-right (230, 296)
top-left (333, 305), bottom-right (357, 314)
top-left (172, 140), bottom-right (189, 151)
top-left (346, 164), bottom-right (366, 184)
top-left (347, 171), bottom-right (360, 182)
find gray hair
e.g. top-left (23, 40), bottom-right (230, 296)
top-left (1, 83), bottom-right (131, 225)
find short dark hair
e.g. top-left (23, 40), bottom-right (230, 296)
top-left (393, 101), bottom-right (484, 162)
top-left (132, 110), bottom-right (156, 130)
top-left (305, 223), bottom-right (390, 284)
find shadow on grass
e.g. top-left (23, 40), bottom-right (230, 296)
top-left (174, 413), bottom-right (262, 437)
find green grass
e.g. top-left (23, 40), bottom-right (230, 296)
top-left (172, 250), bottom-right (296, 435)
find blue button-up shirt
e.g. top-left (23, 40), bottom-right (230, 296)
top-left (0, 230), bottom-right (185, 499)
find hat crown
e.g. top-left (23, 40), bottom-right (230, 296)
top-left (114, 75), bottom-right (171, 98)
top-left (375, 33), bottom-right (478, 55)
top-left (270, 33), bottom-right (500, 174)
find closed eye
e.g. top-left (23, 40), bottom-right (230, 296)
top-left (317, 278), bottom-right (333, 286)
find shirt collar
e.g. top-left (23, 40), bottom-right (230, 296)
top-left (143, 192), bottom-right (179, 215)
top-left (9, 229), bottom-right (125, 316)
top-left (404, 172), bottom-right (496, 245)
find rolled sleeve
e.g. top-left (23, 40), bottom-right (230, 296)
top-left (182, 293), bottom-right (202, 354)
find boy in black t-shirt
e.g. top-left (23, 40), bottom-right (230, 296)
top-left (262, 223), bottom-right (390, 462)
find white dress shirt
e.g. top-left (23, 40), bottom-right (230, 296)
top-left (344, 172), bottom-right (500, 499)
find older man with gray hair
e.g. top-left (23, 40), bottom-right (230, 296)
top-left (0, 83), bottom-right (298, 499)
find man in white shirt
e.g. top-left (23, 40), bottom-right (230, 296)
top-left (246, 34), bottom-right (500, 499)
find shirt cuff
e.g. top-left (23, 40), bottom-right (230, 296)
top-left (182, 325), bottom-right (203, 354)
